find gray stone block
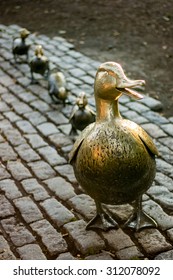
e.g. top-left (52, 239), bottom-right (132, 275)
top-left (135, 228), bottom-right (172, 254)
top-left (28, 161), bottom-right (56, 180)
top-left (17, 244), bottom-right (46, 260)
top-left (38, 146), bottom-right (66, 166)
top-left (44, 176), bottom-right (75, 200)
top-left (40, 197), bottom-right (75, 227)
top-left (0, 179), bottom-right (22, 199)
top-left (1, 217), bottom-right (35, 246)
top-left (21, 178), bottom-right (50, 201)
top-left (63, 219), bottom-right (105, 255)
top-left (0, 236), bottom-right (16, 260)
top-left (31, 219), bottom-right (68, 256)
top-left (0, 194), bottom-right (15, 218)
top-left (13, 196), bottom-right (43, 223)
top-left (7, 160), bottom-right (32, 181)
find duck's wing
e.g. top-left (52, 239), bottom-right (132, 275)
top-left (69, 122), bottom-right (95, 163)
top-left (69, 105), bottom-right (78, 121)
top-left (12, 38), bottom-right (20, 49)
top-left (85, 105), bottom-right (96, 116)
top-left (125, 120), bottom-right (159, 156)
top-left (138, 125), bottom-right (159, 156)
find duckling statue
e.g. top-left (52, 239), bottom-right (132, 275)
top-left (69, 62), bottom-right (159, 232)
top-left (29, 45), bottom-right (49, 84)
top-left (12, 28), bottom-right (30, 62)
top-left (69, 92), bottom-right (96, 135)
top-left (48, 70), bottom-right (68, 105)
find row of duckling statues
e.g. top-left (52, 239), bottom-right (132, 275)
top-left (12, 28), bottom-right (96, 135)
top-left (13, 28), bottom-right (159, 232)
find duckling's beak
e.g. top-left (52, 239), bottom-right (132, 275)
top-left (77, 92), bottom-right (88, 108)
top-left (22, 29), bottom-right (30, 37)
top-left (117, 79), bottom-right (145, 100)
top-left (25, 30), bottom-right (30, 36)
top-left (78, 99), bottom-right (85, 108)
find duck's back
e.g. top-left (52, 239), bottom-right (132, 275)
top-left (30, 57), bottom-right (48, 74)
top-left (71, 119), bottom-right (157, 204)
top-left (13, 38), bottom-right (29, 55)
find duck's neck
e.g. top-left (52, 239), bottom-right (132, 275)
top-left (96, 98), bottom-right (121, 122)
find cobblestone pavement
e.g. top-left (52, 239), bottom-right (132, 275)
top-left (0, 24), bottom-right (173, 260)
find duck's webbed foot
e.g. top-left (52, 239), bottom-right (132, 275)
top-left (31, 78), bottom-right (38, 84)
top-left (124, 197), bottom-right (157, 231)
top-left (86, 201), bottom-right (118, 231)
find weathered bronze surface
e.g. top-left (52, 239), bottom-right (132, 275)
top-left (69, 62), bottom-right (159, 231)
top-left (12, 28), bottom-right (30, 62)
top-left (48, 71), bottom-right (68, 105)
top-left (29, 45), bottom-right (49, 83)
top-left (69, 92), bottom-right (95, 135)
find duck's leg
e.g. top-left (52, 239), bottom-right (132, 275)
top-left (26, 52), bottom-right (29, 62)
top-left (86, 200), bottom-right (119, 231)
top-left (44, 67), bottom-right (50, 80)
top-left (13, 54), bottom-right (17, 63)
top-left (69, 126), bottom-right (78, 136)
top-left (49, 92), bottom-right (59, 103)
top-left (124, 196), bottom-right (157, 231)
top-left (30, 71), bottom-right (38, 84)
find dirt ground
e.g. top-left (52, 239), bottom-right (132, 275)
top-left (1, 0), bottom-right (173, 117)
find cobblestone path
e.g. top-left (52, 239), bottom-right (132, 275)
top-left (0, 24), bottom-right (173, 260)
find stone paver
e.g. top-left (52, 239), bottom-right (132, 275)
top-left (0, 142), bottom-right (18, 161)
top-left (30, 219), bottom-right (68, 256)
top-left (13, 196), bottom-right (43, 223)
top-left (15, 143), bottom-right (41, 162)
top-left (0, 235), bottom-right (16, 260)
top-left (40, 197), bottom-right (75, 227)
top-left (0, 24), bottom-right (173, 260)
top-left (1, 217), bottom-right (35, 247)
top-left (28, 160), bottom-right (56, 180)
top-left (7, 160), bottom-right (32, 181)
top-left (0, 164), bottom-right (11, 180)
top-left (44, 177), bottom-right (76, 200)
top-left (37, 146), bottom-right (66, 166)
top-left (21, 178), bottom-right (50, 201)
top-left (0, 195), bottom-right (15, 218)
top-left (63, 220), bottom-right (105, 255)
top-left (0, 179), bottom-right (22, 199)
top-left (17, 244), bottom-right (46, 260)
top-left (135, 228), bottom-right (172, 254)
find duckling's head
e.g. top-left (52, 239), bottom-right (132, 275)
top-left (34, 45), bottom-right (44, 57)
top-left (94, 61), bottom-right (145, 101)
top-left (76, 92), bottom-right (88, 108)
top-left (20, 28), bottom-right (30, 39)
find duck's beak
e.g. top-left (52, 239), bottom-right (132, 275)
top-left (116, 79), bottom-right (145, 100)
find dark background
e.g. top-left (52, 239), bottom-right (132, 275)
top-left (1, 0), bottom-right (173, 116)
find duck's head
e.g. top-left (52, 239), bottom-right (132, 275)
top-left (20, 28), bottom-right (30, 39)
top-left (76, 92), bottom-right (88, 108)
top-left (34, 45), bottom-right (44, 57)
top-left (94, 61), bottom-right (145, 101)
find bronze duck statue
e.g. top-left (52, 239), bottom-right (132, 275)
top-left (12, 28), bottom-right (30, 62)
top-left (69, 92), bottom-right (96, 135)
top-left (48, 71), bottom-right (68, 105)
top-left (69, 62), bottom-right (159, 232)
top-left (29, 45), bottom-right (49, 84)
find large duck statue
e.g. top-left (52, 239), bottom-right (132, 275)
top-left (69, 92), bottom-right (95, 135)
top-left (12, 28), bottom-right (30, 62)
top-left (69, 62), bottom-right (159, 232)
top-left (48, 70), bottom-right (68, 105)
top-left (29, 45), bottom-right (49, 84)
